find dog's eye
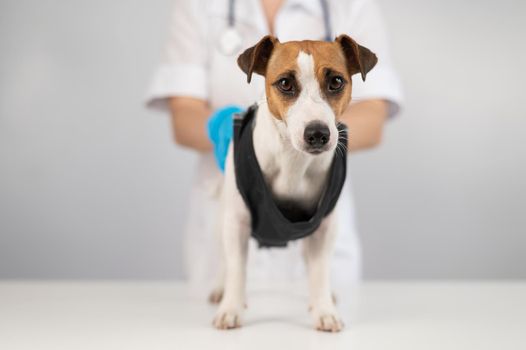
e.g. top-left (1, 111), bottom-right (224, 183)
top-left (277, 78), bottom-right (294, 94)
top-left (328, 76), bottom-right (345, 92)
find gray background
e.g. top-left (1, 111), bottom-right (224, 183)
top-left (1, 0), bottom-right (525, 279)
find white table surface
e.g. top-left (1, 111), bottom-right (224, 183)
top-left (0, 281), bottom-right (524, 350)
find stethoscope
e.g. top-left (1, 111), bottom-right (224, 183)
top-left (219, 0), bottom-right (333, 56)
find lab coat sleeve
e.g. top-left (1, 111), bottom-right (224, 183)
top-left (146, 0), bottom-right (209, 111)
top-left (345, 0), bottom-right (404, 117)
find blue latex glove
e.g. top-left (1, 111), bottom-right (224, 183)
top-left (207, 105), bottom-right (244, 172)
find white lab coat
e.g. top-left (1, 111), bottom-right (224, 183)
top-left (147, 0), bottom-right (403, 297)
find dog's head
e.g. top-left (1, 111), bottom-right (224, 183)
top-left (238, 35), bottom-right (377, 155)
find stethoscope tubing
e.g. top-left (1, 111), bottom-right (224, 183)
top-left (227, 0), bottom-right (332, 41)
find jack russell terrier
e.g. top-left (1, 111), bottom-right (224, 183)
top-left (212, 34), bottom-right (377, 332)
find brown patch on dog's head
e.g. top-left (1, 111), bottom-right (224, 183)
top-left (237, 35), bottom-right (378, 120)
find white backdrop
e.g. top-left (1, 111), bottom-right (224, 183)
top-left (1, 0), bottom-right (525, 279)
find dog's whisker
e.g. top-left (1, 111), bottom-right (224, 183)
top-left (335, 141), bottom-right (346, 158)
top-left (338, 140), bottom-right (348, 156)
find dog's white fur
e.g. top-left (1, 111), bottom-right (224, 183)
top-left (213, 52), bottom-right (343, 332)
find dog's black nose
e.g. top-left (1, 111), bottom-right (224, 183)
top-left (304, 122), bottom-right (330, 149)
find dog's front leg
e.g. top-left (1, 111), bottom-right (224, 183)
top-left (303, 214), bottom-right (343, 332)
top-left (212, 202), bottom-right (250, 329)
top-left (213, 151), bottom-right (251, 329)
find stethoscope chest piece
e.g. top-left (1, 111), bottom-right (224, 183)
top-left (219, 27), bottom-right (243, 56)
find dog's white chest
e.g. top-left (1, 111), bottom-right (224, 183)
top-left (262, 149), bottom-right (331, 211)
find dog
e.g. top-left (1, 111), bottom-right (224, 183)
top-left (212, 34), bottom-right (377, 332)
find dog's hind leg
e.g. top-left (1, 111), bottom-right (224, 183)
top-left (209, 211), bottom-right (225, 304)
top-left (303, 214), bottom-right (343, 332)
top-left (208, 264), bottom-right (224, 304)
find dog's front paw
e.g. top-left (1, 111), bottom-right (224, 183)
top-left (213, 304), bottom-right (243, 330)
top-left (311, 308), bottom-right (344, 332)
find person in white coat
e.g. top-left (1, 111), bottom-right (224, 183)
top-left (147, 0), bottom-right (403, 298)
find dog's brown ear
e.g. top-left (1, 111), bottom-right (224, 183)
top-left (336, 34), bottom-right (378, 81)
top-left (237, 35), bottom-right (279, 84)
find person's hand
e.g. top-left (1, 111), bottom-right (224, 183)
top-left (207, 105), bottom-right (244, 172)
